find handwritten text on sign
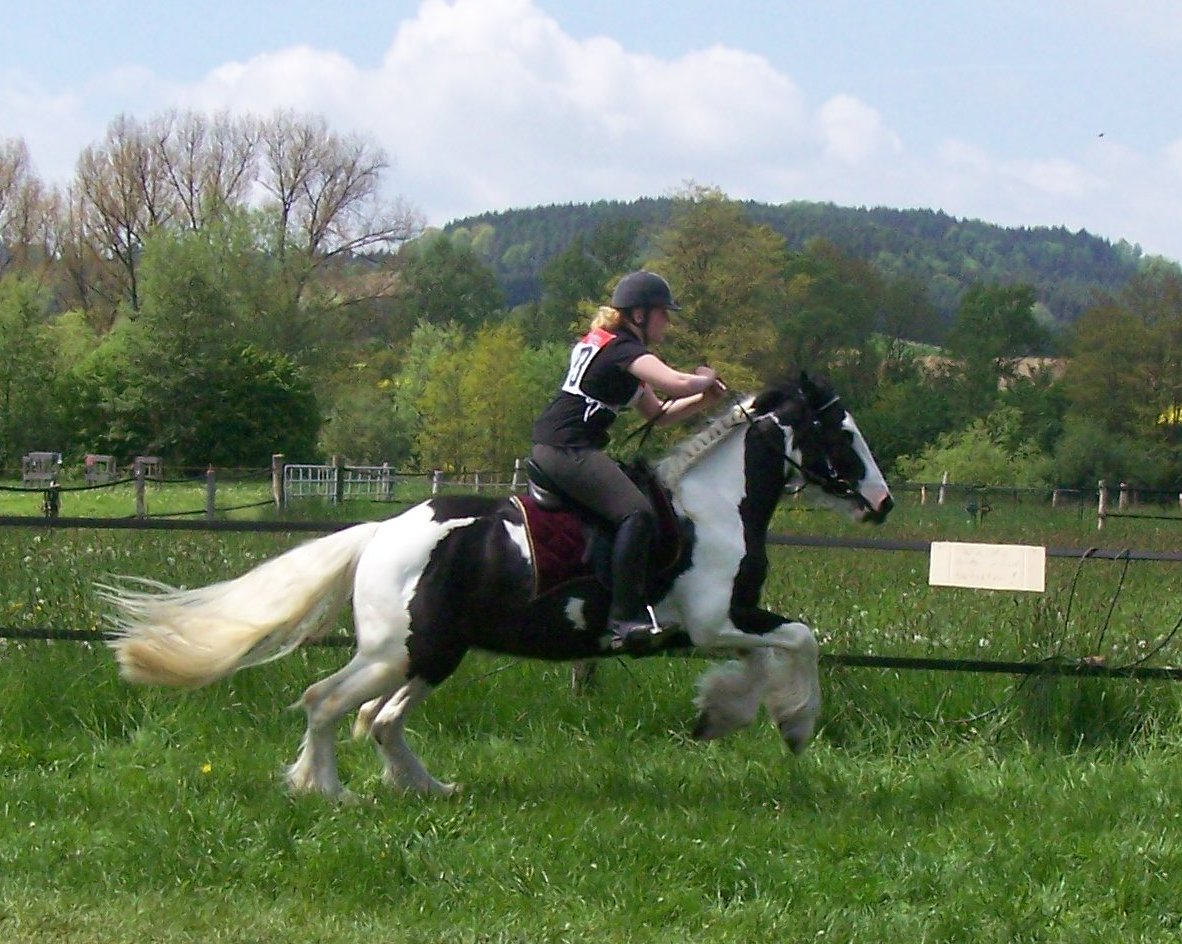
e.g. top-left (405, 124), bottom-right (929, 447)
top-left (928, 542), bottom-right (1046, 592)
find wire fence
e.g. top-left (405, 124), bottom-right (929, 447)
top-left (6, 451), bottom-right (1182, 528)
top-left (3, 456), bottom-right (1181, 685)
top-left (1, 505), bottom-right (1180, 681)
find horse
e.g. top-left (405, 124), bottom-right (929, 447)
top-left (104, 374), bottom-right (893, 799)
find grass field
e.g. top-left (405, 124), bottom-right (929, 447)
top-left (2, 485), bottom-right (1182, 941)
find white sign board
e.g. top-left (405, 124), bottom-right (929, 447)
top-left (928, 542), bottom-right (1046, 592)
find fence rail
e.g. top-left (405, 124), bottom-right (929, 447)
top-left (6, 457), bottom-right (1182, 534)
top-left (2, 506), bottom-right (1180, 680)
top-left (5, 623), bottom-right (1181, 681)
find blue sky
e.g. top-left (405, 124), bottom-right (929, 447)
top-left (4, 0), bottom-right (1182, 260)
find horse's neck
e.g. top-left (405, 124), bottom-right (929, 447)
top-left (660, 422), bottom-right (794, 535)
top-left (661, 429), bottom-right (749, 524)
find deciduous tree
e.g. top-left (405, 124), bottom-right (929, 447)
top-left (650, 185), bottom-right (783, 390)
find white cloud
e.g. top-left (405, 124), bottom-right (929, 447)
top-left (1163, 139), bottom-right (1182, 176)
top-left (817, 94), bottom-right (901, 166)
top-left (0, 73), bottom-right (93, 182)
top-left (1002, 158), bottom-right (1103, 198)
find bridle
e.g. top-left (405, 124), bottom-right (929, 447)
top-left (736, 391), bottom-right (876, 513)
top-left (622, 383), bottom-right (875, 515)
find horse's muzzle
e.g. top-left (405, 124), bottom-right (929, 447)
top-left (857, 493), bottom-right (894, 525)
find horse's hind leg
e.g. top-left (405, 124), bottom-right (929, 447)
top-left (369, 677), bottom-right (459, 797)
top-left (287, 651), bottom-right (406, 799)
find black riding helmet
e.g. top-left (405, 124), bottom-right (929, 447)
top-left (610, 271), bottom-right (682, 313)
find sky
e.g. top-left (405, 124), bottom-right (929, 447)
top-left (3, 0), bottom-right (1182, 261)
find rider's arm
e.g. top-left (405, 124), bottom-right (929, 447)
top-left (632, 360), bottom-right (726, 426)
top-left (628, 354), bottom-right (715, 397)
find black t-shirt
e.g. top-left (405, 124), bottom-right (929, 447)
top-left (532, 327), bottom-right (649, 449)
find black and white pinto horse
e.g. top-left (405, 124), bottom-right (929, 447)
top-left (105, 375), bottom-right (892, 799)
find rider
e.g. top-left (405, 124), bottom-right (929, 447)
top-left (530, 270), bottom-right (725, 652)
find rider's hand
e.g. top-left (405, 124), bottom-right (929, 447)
top-left (694, 365), bottom-right (718, 390)
top-left (694, 366), bottom-right (726, 400)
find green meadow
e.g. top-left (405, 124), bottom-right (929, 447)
top-left (2, 485), bottom-right (1182, 942)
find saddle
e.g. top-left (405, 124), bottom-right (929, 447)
top-left (512, 459), bottom-right (685, 599)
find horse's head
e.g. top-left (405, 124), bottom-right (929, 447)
top-left (748, 373), bottom-right (893, 524)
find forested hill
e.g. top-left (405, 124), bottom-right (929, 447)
top-left (445, 197), bottom-right (1144, 323)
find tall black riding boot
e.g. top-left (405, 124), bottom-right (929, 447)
top-left (607, 511), bottom-right (662, 653)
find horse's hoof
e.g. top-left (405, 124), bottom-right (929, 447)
top-left (778, 719), bottom-right (814, 755)
top-left (691, 713), bottom-right (716, 740)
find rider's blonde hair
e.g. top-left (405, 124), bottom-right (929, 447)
top-left (590, 305), bottom-right (625, 331)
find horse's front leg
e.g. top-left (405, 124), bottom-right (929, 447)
top-left (689, 609), bottom-right (821, 753)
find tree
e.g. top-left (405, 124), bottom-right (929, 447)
top-left (0, 138), bottom-right (56, 278)
top-left (858, 361), bottom-right (965, 473)
top-left (458, 323), bottom-right (542, 471)
top-left (412, 331), bottom-right (469, 472)
top-left (61, 109), bottom-right (422, 327)
top-left (776, 239), bottom-right (883, 404)
top-left (257, 111), bottom-right (421, 309)
top-left (650, 185), bottom-right (784, 390)
top-left (1050, 414), bottom-right (1175, 490)
top-left (0, 277), bottom-right (63, 465)
top-left (396, 234), bottom-right (505, 330)
top-left (534, 220), bottom-right (641, 342)
top-left (878, 274), bottom-right (944, 353)
top-left (1061, 301), bottom-right (1153, 437)
top-left (63, 224), bottom-right (321, 467)
top-left (316, 358), bottom-right (409, 466)
top-left (895, 407), bottom-right (1050, 487)
top-left (1124, 265), bottom-right (1182, 441)
top-left (946, 283), bottom-right (1050, 393)
top-left (384, 322), bottom-right (467, 469)
top-left (73, 114), bottom-right (177, 314)
top-left (151, 110), bottom-right (259, 231)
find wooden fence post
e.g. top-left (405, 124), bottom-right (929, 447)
top-left (42, 483), bottom-right (61, 519)
top-left (1097, 479), bottom-right (1107, 530)
top-left (938, 471), bottom-right (948, 505)
top-left (333, 456), bottom-right (346, 505)
top-left (135, 463), bottom-right (147, 518)
top-left (272, 454), bottom-right (285, 509)
top-left (205, 467), bottom-right (216, 520)
top-left (381, 462), bottom-right (392, 502)
top-left (1118, 481), bottom-right (1129, 511)
top-left (432, 471), bottom-right (442, 495)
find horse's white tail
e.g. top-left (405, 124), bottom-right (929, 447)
top-left (102, 521), bottom-right (382, 689)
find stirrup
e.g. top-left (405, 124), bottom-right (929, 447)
top-left (609, 607), bottom-right (664, 653)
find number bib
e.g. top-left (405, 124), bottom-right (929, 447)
top-left (560, 328), bottom-right (644, 421)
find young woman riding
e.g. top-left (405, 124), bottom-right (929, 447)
top-left (530, 270), bottom-right (725, 652)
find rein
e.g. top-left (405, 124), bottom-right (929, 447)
top-left (619, 396), bottom-right (674, 455)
